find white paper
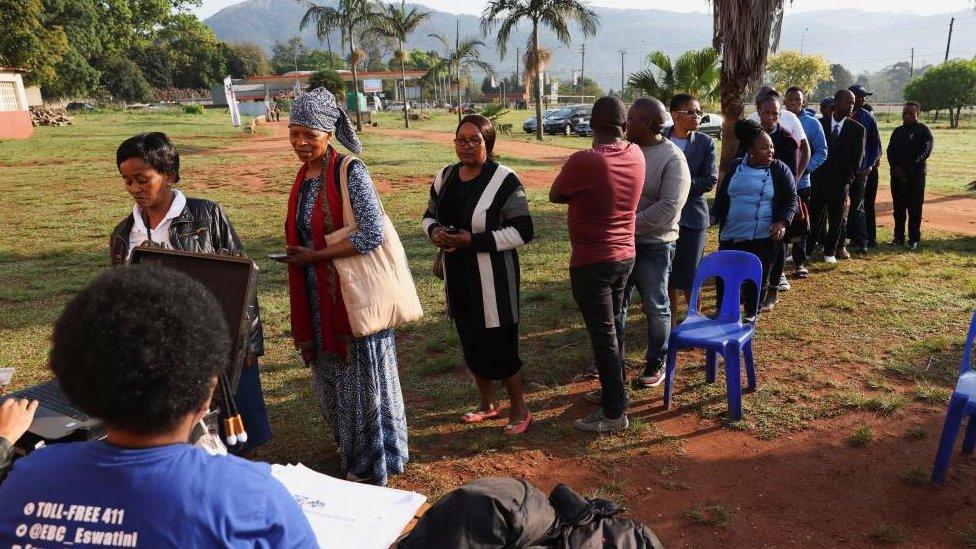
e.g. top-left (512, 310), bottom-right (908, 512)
top-left (272, 463), bottom-right (426, 549)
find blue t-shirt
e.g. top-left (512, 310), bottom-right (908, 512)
top-left (0, 441), bottom-right (318, 548)
top-left (720, 163), bottom-right (775, 242)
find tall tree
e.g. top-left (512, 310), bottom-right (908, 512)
top-left (0, 0), bottom-right (69, 88)
top-left (160, 14), bottom-right (227, 89)
top-left (481, 0), bottom-right (600, 140)
top-left (271, 37), bottom-right (307, 75)
top-left (904, 59), bottom-right (976, 128)
top-left (521, 39), bottom-right (551, 106)
top-left (226, 42), bottom-right (271, 78)
top-left (628, 47), bottom-right (720, 106)
top-left (429, 33), bottom-right (494, 122)
top-left (369, 0), bottom-right (432, 128)
top-left (765, 50), bottom-right (831, 95)
top-left (814, 63), bottom-right (854, 100)
top-left (712, 0), bottom-right (786, 173)
top-left (302, 0), bottom-right (376, 131)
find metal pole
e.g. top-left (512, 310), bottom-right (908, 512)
top-left (456, 19), bottom-right (461, 123)
top-left (944, 17), bottom-right (955, 62)
top-left (580, 44), bottom-right (586, 87)
top-left (515, 47), bottom-right (520, 107)
top-left (619, 50), bottom-right (625, 100)
top-left (910, 47), bottom-right (914, 77)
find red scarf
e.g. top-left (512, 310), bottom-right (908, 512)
top-left (286, 148), bottom-right (352, 361)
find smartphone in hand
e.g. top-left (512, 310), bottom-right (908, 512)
top-left (267, 252), bottom-right (289, 262)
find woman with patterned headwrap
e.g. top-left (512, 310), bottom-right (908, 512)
top-left (283, 87), bottom-right (408, 486)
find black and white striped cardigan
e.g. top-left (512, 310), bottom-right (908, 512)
top-left (422, 161), bottom-right (533, 329)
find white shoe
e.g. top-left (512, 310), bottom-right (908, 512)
top-left (777, 275), bottom-right (791, 292)
top-left (824, 255), bottom-right (837, 264)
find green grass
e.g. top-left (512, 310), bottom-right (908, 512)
top-left (373, 108), bottom-right (976, 197)
top-left (684, 503), bottom-right (733, 526)
top-left (847, 426), bottom-right (874, 447)
top-left (1, 110), bottom-right (975, 494)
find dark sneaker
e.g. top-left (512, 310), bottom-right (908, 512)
top-left (573, 409), bottom-right (629, 433)
top-left (582, 388), bottom-right (602, 404)
top-left (908, 240), bottom-right (919, 250)
top-left (583, 361), bottom-right (599, 379)
top-left (891, 238), bottom-right (905, 246)
top-left (867, 240), bottom-right (878, 249)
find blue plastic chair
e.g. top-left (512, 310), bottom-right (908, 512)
top-left (931, 310), bottom-right (976, 485)
top-left (663, 250), bottom-right (762, 421)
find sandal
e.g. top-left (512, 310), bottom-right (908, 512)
top-left (461, 404), bottom-right (501, 424)
top-left (504, 410), bottom-right (533, 436)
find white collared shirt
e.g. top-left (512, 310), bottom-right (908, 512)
top-left (748, 109), bottom-right (807, 143)
top-left (127, 190), bottom-right (187, 260)
top-left (831, 116), bottom-right (847, 137)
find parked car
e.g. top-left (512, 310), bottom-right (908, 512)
top-left (386, 101), bottom-right (412, 111)
top-left (698, 112), bottom-right (723, 138)
top-left (523, 109), bottom-right (558, 133)
top-left (65, 102), bottom-right (95, 112)
top-left (544, 105), bottom-right (592, 135)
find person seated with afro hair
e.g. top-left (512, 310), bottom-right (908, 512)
top-left (0, 265), bottom-right (317, 548)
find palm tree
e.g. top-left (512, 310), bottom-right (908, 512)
top-left (628, 48), bottom-right (720, 106)
top-left (521, 39), bottom-right (552, 106)
top-left (711, 0), bottom-right (787, 173)
top-left (300, 3), bottom-right (341, 66)
top-left (369, 1), bottom-right (432, 128)
top-left (301, 0), bottom-right (375, 131)
top-left (428, 33), bottom-right (494, 123)
top-left (481, 0), bottom-right (599, 141)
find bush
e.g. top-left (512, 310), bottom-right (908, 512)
top-left (182, 104), bottom-right (205, 115)
top-left (275, 98), bottom-right (292, 112)
top-left (308, 70), bottom-right (346, 100)
top-left (99, 56), bottom-right (153, 103)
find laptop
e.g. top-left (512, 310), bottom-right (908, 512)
top-left (3, 379), bottom-right (103, 442)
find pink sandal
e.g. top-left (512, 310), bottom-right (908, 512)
top-left (504, 410), bottom-right (533, 436)
top-left (461, 405), bottom-right (501, 424)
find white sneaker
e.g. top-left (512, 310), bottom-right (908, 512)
top-left (824, 255), bottom-right (837, 264)
top-left (777, 275), bottom-right (791, 292)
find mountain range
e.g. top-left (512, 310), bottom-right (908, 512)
top-left (204, 0), bottom-right (976, 90)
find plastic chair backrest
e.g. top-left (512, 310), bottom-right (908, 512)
top-left (688, 250), bottom-right (764, 323)
top-left (958, 310), bottom-right (976, 377)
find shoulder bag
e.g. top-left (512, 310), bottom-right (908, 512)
top-left (325, 156), bottom-right (423, 337)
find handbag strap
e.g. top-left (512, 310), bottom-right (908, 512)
top-left (337, 155), bottom-right (387, 231)
top-left (433, 164), bottom-right (457, 227)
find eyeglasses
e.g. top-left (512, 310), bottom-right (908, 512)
top-left (453, 138), bottom-right (484, 148)
top-left (675, 109), bottom-right (703, 117)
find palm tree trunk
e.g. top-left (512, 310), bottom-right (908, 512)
top-left (349, 24), bottom-right (363, 132)
top-left (400, 40), bottom-right (409, 129)
top-left (533, 20), bottom-right (543, 141)
top-left (718, 75), bottom-right (746, 178)
top-left (456, 62), bottom-right (462, 123)
top-left (326, 33), bottom-right (333, 69)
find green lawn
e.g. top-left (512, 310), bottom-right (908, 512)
top-left (1, 111), bottom-right (975, 514)
top-left (374, 108), bottom-right (976, 197)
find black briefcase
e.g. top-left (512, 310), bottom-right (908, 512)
top-left (129, 245), bottom-right (257, 394)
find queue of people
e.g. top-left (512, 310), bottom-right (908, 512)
top-left (0, 85), bottom-right (938, 544)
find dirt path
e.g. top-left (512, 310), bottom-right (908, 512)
top-left (372, 125), bottom-right (976, 237)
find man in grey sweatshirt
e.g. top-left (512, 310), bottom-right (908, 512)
top-left (622, 97), bottom-right (691, 388)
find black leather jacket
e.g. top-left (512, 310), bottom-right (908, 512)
top-left (109, 197), bottom-right (265, 357)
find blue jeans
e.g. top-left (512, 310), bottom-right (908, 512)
top-left (619, 241), bottom-right (676, 375)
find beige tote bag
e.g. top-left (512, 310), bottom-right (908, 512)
top-left (324, 156), bottom-right (423, 337)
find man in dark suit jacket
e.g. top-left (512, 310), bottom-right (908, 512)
top-left (808, 89), bottom-right (865, 264)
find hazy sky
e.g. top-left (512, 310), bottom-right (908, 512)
top-left (193, 0), bottom-right (969, 19)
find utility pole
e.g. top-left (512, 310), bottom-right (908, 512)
top-left (580, 43), bottom-right (586, 85)
top-left (619, 50), bottom-right (626, 101)
top-left (515, 46), bottom-right (520, 106)
top-left (945, 17), bottom-right (955, 62)
top-left (800, 27), bottom-right (810, 54)
top-left (910, 47), bottom-right (915, 77)
top-left (456, 19), bottom-right (461, 123)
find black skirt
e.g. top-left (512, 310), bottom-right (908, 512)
top-left (455, 317), bottom-right (523, 380)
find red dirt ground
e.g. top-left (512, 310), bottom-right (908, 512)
top-left (196, 121), bottom-right (976, 547)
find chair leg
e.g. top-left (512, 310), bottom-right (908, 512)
top-left (663, 347), bottom-right (679, 410)
top-left (932, 392), bottom-right (968, 485)
top-left (963, 415), bottom-right (976, 454)
top-left (705, 351), bottom-right (717, 384)
top-left (743, 340), bottom-right (756, 391)
top-left (723, 346), bottom-right (743, 421)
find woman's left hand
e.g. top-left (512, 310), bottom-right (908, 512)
top-left (439, 229), bottom-right (472, 250)
top-left (770, 221), bottom-right (788, 241)
top-left (285, 245), bottom-right (325, 266)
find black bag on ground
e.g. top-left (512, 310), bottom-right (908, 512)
top-left (397, 478), bottom-right (664, 549)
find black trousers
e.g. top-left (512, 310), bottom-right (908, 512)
top-left (846, 172), bottom-right (868, 246)
top-left (570, 259), bottom-right (634, 419)
top-left (717, 238), bottom-right (777, 317)
top-left (863, 166), bottom-right (879, 245)
top-left (792, 187), bottom-right (812, 266)
top-left (809, 183), bottom-right (849, 257)
top-left (891, 170), bottom-right (926, 242)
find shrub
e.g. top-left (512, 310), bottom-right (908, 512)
top-left (182, 104), bottom-right (205, 115)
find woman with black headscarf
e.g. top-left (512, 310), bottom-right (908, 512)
top-left (283, 88), bottom-right (408, 486)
